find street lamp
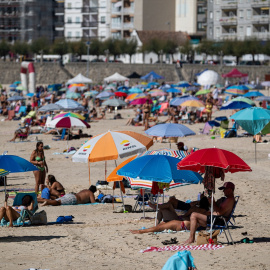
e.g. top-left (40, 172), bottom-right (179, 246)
top-left (86, 41), bottom-right (90, 78)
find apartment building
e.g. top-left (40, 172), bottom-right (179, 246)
top-left (207, 0), bottom-right (270, 41)
top-left (0, 0), bottom-right (54, 43)
top-left (54, 0), bottom-right (65, 40)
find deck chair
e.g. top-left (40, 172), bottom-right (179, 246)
top-left (6, 110), bottom-right (15, 120)
top-left (18, 106), bottom-right (27, 116)
top-left (207, 196), bottom-right (240, 245)
top-left (1, 192), bottom-right (38, 226)
top-left (133, 193), bottom-right (157, 212)
top-left (52, 128), bottom-right (66, 141)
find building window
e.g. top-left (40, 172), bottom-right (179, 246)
top-left (67, 17), bottom-right (72, 23)
top-left (67, 31), bottom-right (72, 37)
top-left (216, 11), bottom-right (220, 21)
top-left (197, 22), bottom-right (204, 30)
top-left (216, 27), bottom-right (220, 38)
top-left (246, 26), bottom-right (251, 36)
top-left (76, 17), bottom-right (80, 24)
top-left (67, 3), bottom-right (72, 9)
top-left (210, 11), bottom-right (213, 19)
top-left (209, 27), bottom-right (213, 36)
top-left (76, 31), bottom-right (80, 38)
top-left (239, 26), bottom-right (244, 36)
top-left (247, 10), bottom-right (252, 19)
top-left (197, 6), bottom-right (204, 14)
top-left (239, 10), bottom-right (243, 19)
top-left (100, 16), bottom-right (106, 23)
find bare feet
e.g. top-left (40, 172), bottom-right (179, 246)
top-left (41, 201), bottom-right (48, 207)
top-left (130, 230), bottom-right (143, 234)
top-left (8, 223), bottom-right (13, 227)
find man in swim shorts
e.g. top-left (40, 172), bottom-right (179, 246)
top-left (41, 185), bottom-right (97, 206)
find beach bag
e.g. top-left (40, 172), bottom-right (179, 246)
top-left (101, 194), bottom-right (114, 203)
top-left (196, 230), bottom-right (219, 245)
top-left (30, 210), bottom-right (47, 225)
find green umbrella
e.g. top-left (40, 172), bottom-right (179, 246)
top-left (232, 96), bottom-right (255, 106)
top-left (16, 85), bottom-right (27, 91)
top-left (195, 89), bottom-right (211, 96)
top-left (59, 88), bottom-right (68, 92)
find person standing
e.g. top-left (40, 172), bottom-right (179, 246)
top-left (30, 141), bottom-right (48, 193)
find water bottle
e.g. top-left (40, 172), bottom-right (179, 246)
top-left (197, 192), bottom-right (201, 201)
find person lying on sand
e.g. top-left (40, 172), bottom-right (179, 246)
top-left (40, 185), bottom-right (97, 206)
top-left (131, 182), bottom-right (235, 245)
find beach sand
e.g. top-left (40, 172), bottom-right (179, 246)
top-left (0, 104), bottom-right (270, 270)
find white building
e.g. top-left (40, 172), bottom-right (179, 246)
top-left (98, 0), bottom-right (111, 40)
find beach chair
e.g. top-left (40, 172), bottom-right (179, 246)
top-left (224, 96), bottom-right (230, 103)
top-left (207, 196), bottom-right (240, 245)
top-left (18, 106), bottom-right (27, 116)
top-left (6, 110), bottom-right (15, 120)
top-left (1, 192), bottom-right (38, 226)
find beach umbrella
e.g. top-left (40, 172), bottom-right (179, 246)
top-left (66, 92), bottom-right (81, 100)
top-left (26, 93), bottom-right (34, 97)
top-left (96, 91), bottom-right (114, 99)
top-left (102, 98), bottom-right (127, 107)
top-left (126, 93), bottom-right (146, 101)
top-left (48, 116), bottom-right (90, 129)
top-left (128, 88), bottom-right (143, 94)
top-left (13, 81), bottom-right (21, 85)
top-left (53, 112), bottom-right (85, 120)
top-left (55, 99), bottom-right (84, 111)
top-left (225, 85), bottom-right (249, 96)
top-left (177, 147), bottom-right (251, 241)
top-left (84, 90), bottom-right (98, 97)
top-left (232, 97), bottom-right (255, 106)
top-left (130, 98), bottom-right (153, 105)
top-left (38, 103), bottom-right (63, 112)
top-left (181, 100), bottom-right (205, 107)
top-left (149, 90), bottom-right (167, 97)
top-left (114, 91), bottom-right (128, 98)
top-left (255, 96), bottom-right (270, 102)
top-left (261, 81), bottom-right (270, 87)
top-left (197, 70), bottom-right (219, 86)
top-left (145, 123), bottom-right (196, 148)
top-left (0, 155), bottom-right (38, 197)
top-left (195, 89), bottom-right (211, 96)
top-left (7, 95), bottom-right (26, 102)
top-left (16, 85), bottom-right (27, 92)
top-left (178, 83), bottom-right (191, 88)
top-left (230, 107), bottom-right (270, 162)
top-left (59, 87), bottom-right (68, 92)
top-left (243, 91), bottom-right (264, 98)
top-left (72, 130), bottom-right (153, 188)
top-left (117, 86), bottom-right (129, 91)
top-left (9, 84), bottom-right (17, 88)
top-left (166, 88), bottom-right (181, 93)
top-left (170, 95), bottom-right (199, 106)
top-left (220, 100), bottom-right (253, 110)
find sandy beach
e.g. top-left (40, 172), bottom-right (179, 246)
top-left (0, 101), bottom-right (270, 270)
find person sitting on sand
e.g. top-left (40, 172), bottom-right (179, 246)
top-left (130, 182), bottom-right (235, 242)
top-left (0, 194), bottom-right (34, 227)
top-left (40, 185), bottom-right (97, 206)
top-left (64, 129), bottom-right (92, 140)
top-left (38, 174), bottom-right (65, 200)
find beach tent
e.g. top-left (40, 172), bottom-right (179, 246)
top-left (222, 68), bottom-right (248, 78)
top-left (104, 72), bottom-right (129, 82)
top-left (67, 73), bottom-right (92, 84)
top-left (141, 71), bottom-right (164, 81)
top-left (127, 72), bottom-right (141, 79)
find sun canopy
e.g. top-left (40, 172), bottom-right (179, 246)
top-left (141, 71), bottom-right (164, 81)
top-left (67, 73), bottom-right (92, 84)
top-left (222, 68), bottom-right (248, 78)
top-left (104, 72), bottom-right (129, 82)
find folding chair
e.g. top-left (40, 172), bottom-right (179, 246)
top-left (52, 128), bottom-right (66, 141)
top-left (1, 192), bottom-right (38, 226)
top-left (207, 196), bottom-right (240, 245)
top-left (18, 106), bottom-right (27, 116)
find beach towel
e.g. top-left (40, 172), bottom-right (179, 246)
top-left (140, 244), bottom-right (225, 253)
top-left (162, 251), bottom-right (196, 270)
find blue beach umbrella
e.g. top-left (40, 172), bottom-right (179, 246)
top-left (117, 155), bottom-right (202, 184)
top-left (178, 83), bottom-right (191, 88)
top-left (230, 107), bottom-right (270, 162)
top-left (26, 93), bottom-right (34, 97)
top-left (13, 81), bottom-right (21, 85)
top-left (166, 88), bottom-right (181, 93)
top-left (128, 87), bottom-right (143, 94)
top-left (96, 91), bottom-right (114, 99)
top-left (7, 95), bottom-right (26, 102)
top-left (243, 91), bottom-right (264, 98)
top-left (220, 100), bottom-right (253, 110)
top-left (170, 95), bottom-right (198, 106)
top-left (55, 99), bottom-right (84, 111)
top-left (256, 96), bottom-right (270, 102)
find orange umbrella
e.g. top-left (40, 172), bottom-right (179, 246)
top-left (181, 100), bottom-right (205, 107)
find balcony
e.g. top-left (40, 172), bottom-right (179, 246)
top-left (123, 22), bottom-right (134, 29)
top-left (111, 23), bottom-right (121, 30)
top-left (82, 7), bottom-right (98, 13)
top-left (252, 15), bottom-right (270, 24)
top-left (219, 16), bottom-right (237, 25)
top-left (55, 21), bottom-right (64, 27)
top-left (253, 31), bottom-right (270, 39)
top-left (112, 8), bottom-right (121, 15)
top-left (82, 21), bottom-right (98, 28)
top-left (123, 7), bottom-right (134, 14)
top-left (55, 8), bottom-right (64, 14)
top-left (221, 0), bottom-right (238, 9)
top-left (251, 0), bottom-right (270, 8)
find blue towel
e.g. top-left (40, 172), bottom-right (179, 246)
top-left (162, 251), bottom-right (196, 270)
top-left (41, 188), bottom-right (50, 199)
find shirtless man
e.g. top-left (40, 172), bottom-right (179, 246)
top-left (130, 182), bottom-right (235, 239)
top-left (41, 185), bottom-right (97, 206)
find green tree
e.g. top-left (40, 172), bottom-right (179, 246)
top-left (103, 38), bottom-right (121, 60)
top-left (30, 37), bottom-right (50, 63)
top-left (120, 39), bottom-right (137, 63)
top-left (244, 38), bottom-right (262, 64)
top-left (163, 40), bottom-right (179, 63)
top-left (51, 39), bottom-right (69, 63)
top-left (0, 40), bottom-right (10, 61)
top-left (89, 39), bottom-right (104, 59)
top-left (138, 43), bottom-right (147, 64)
top-left (232, 40), bottom-right (246, 64)
top-left (69, 40), bottom-right (87, 60)
top-left (196, 39), bottom-right (216, 62)
top-left (12, 42), bottom-right (30, 59)
top-left (179, 40), bottom-right (194, 63)
top-left (145, 38), bottom-right (165, 60)
top-left (262, 39), bottom-right (270, 58)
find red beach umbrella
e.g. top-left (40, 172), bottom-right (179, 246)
top-left (115, 91), bottom-right (128, 98)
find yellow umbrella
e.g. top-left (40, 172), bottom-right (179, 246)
top-left (181, 100), bottom-right (205, 107)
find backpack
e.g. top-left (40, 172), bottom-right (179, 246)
top-left (29, 210), bottom-right (47, 225)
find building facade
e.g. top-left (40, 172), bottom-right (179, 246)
top-left (0, 0), bottom-right (54, 43)
top-left (207, 0), bottom-right (270, 41)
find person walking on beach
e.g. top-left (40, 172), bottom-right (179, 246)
top-left (30, 141), bottom-right (48, 193)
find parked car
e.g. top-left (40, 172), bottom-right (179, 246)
top-left (108, 60), bottom-right (123, 63)
top-left (223, 60), bottom-right (236, 66)
top-left (239, 61), bottom-right (261, 65)
top-left (90, 58), bottom-right (104, 62)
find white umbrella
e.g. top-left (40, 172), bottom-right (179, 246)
top-left (67, 73), bottom-right (92, 84)
top-left (104, 72), bottom-right (129, 82)
top-left (197, 70), bottom-right (219, 86)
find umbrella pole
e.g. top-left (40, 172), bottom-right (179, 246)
top-left (142, 189), bottom-right (145, 219)
top-left (4, 176), bottom-right (6, 199)
top-left (67, 129), bottom-right (69, 151)
top-left (120, 185), bottom-right (125, 212)
top-left (155, 192), bottom-right (160, 226)
top-left (210, 192), bottom-right (214, 241)
top-left (88, 161), bottom-right (91, 186)
top-left (255, 142), bottom-right (257, 164)
top-left (163, 192), bottom-right (164, 203)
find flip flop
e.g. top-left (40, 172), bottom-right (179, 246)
top-left (162, 237), bottom-right (178, 245)
top-left (241, 237), bottom-right (254, 243)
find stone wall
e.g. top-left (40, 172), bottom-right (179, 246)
top-left (0, 61), bottom-right (269, 85)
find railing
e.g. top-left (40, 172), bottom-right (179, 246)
top-left (219, 17), bottom-right (237, 25)
top-left (123, 7), bottom-right (134, 14)
top-left (221, 32), bottom-right (237, 37)
top-left (82, 7), bottom-right (98, 13)
top-left (123, 22), bottom-right (134, 29)
top-left (253, 32), bottom-right (270, 39)
top-left (55, 21), bottom-right (64, 27)
top-left (252, 15), bottom-right (270, 23)
top-left (111, 8), bottom-right (121, 14)
top-left (111, 23), bottom-right (121, 29)
top-left (82, 21), bottom-right (98, 27)
top-left (252, 0), bottom-right (270, 7)
top-left (55, 8), bottom-right (64, 13)
top-left (220, 0), bottom-right (238, 8)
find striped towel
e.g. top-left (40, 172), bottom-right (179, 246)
top-left (140, 244), bottom-right (225, 253)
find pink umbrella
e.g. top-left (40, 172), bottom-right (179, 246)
top-left (130, 98), bottom-right (153, 105)
top-left (150, 91), bottom-right (168, 97)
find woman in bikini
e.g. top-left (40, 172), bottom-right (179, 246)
top-left (40, 174), bottom-right (65, 199)
top-left (30, 141), bottom-right (48, 193)
top-left (142, 99), bottom-right (151, 130)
